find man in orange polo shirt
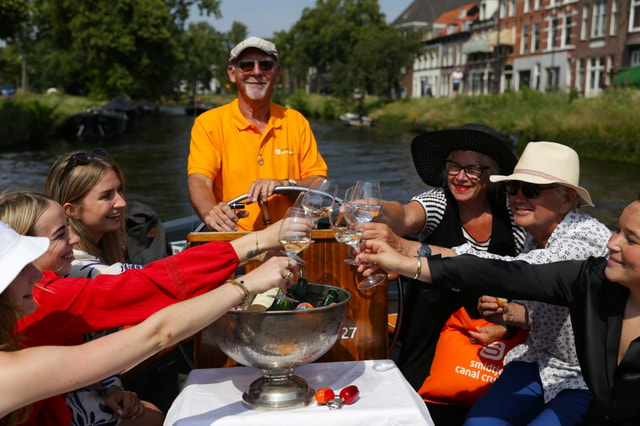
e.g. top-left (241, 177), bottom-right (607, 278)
top-left (187, 36), bottom-right (328, 231)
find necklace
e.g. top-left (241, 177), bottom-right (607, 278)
top-left (246, 132), bottom-right (266, 166)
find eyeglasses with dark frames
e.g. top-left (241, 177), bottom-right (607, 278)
top-left (444, 160), bottom-right (491, 180)
top-left (505, 181), bottom-right (557, 199)
top-left (60, 148), bottom-right (109, 181)
top-left (236, 59), bottom-right (277, 74)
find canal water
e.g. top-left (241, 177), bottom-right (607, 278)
top-left (0, 105), bottom-right (636, 229)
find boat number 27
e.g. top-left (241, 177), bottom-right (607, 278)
top-left (340, 327), bottom-right (357, 339)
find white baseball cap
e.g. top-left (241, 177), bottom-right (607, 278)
top-left (0, 221), bottom-right (49, 293)
top-left (229, 36), bottom-right (279, 62)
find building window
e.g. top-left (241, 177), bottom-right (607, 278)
top-left (509, 0), bottom-right (516, 16)
top-left (546, 67), bottom-right (560, 90)
top-left (589, 57), bottom-right (605, 91)
top-left (591, 1), bottom-right (608, 37)
top-left (581, 5), bottom-right (589, 40)
top-left (520, 70), bottom-right (531, 88)
top-left (524, 0), bottom-right (530, 13)
top-left (610, 0), bottom-right (618, 36)
top-left (631, 49), bottom-right (640, 66)
top-left (631, 0), bottom-right (640, 31)
top-left (550, 17), bottom-right (559, 49)
top-left (577, 58), bottom-right (585, 91)
top-left (522, 24), bottom-right (530, 54)
top-left (533, 22), bottom-right (540, 52)
top-left (564, 16), bottom-right (573, 46)
top-left (534, 0), bottom-right (540, 10)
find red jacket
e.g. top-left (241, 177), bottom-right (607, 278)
top-left (15, 241), bottom-right (239, 425)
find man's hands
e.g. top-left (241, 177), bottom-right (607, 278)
top-left (246, 178), bottom-right (288, 204)
top-left (204, 202), bottom-right (249, 232)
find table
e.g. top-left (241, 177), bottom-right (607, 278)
top-left (164, 359), bottom-right (433, 425)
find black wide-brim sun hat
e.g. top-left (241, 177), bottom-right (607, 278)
top-left (411, 123), bottom-right (518, 187)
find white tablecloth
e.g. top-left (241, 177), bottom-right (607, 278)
top-left (164, 359), bottom-right (433, 425)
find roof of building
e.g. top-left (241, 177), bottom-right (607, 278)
top-left (392, 0), bottom-right (475, 26)
top-left (433, 3), bottom-right (479, 38)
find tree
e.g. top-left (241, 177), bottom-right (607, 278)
top-left (180, 21), bottom-right (224, 96)
top-left (8, 0), bottom-right (223, 98)
top-left (281, 0), bottom-right (419, 99)
top-left (0, 0), bottom-right (32, 40)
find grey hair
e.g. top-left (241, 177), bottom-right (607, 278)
top-left (552, 185), bottom-right (579, 211)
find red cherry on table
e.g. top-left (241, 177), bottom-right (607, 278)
top-left (315, 388), bottom-right (335, 405)
top-left (339, 385), bottom-right (360, 404)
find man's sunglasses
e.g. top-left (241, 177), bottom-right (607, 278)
top-left (236, 59), bottom-right (276, 74)
top-left (61, 148), bottom-right (109, 181)
top-left (505, 181), bottom-right (557, 199)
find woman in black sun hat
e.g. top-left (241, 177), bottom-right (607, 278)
top-left (360, 123), bottom-right (525, 425)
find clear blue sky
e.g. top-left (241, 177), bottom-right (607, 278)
top-left (189, 0), bottom-right (413, 39)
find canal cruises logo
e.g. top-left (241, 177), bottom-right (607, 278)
top-left (416, 307), bottom-right (528, 407)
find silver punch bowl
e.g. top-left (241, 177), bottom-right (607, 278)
top-left (209, 283), bottom-right (351, 410)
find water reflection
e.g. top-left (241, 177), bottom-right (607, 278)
top-left (0, 107), bottom-right (636, 229)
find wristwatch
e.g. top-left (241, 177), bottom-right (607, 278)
top-left (417, 243), bottom-right (432, 257)
top-left (287, 178), bottom-right (297, 187)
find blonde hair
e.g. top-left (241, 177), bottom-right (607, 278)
top-left (0, 191), bottom-right (51, 237)
top-left (0, 191), bottom-right (39, 426)
top-left (45, 150), bottom-right (128, 264)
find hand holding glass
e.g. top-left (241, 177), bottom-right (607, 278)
top-left (299, 178), bottom-right (339, 226)
top-left (346, 182), bottom-right (387, 290)
top-left (278, 207), bottom-right (313, 261)
top-left (329, 200), bottom-right (361, 266)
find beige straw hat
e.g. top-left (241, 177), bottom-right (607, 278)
top-left (490, 141), bottom-right (593, 207)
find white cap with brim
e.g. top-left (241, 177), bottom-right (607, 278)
top-left (229, 36), bottom-right (279, 62)
top-left (0, 221), bottom-right (49, 294)
top-left (490, 141), bottom-right (594, 207)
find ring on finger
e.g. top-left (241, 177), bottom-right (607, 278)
top-left (287, 259), bottom-right (292, 269)
top-left (286, 271), bottom-right (292, 280)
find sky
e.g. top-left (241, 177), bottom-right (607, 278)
top-left (189, 0), bottom-right (413, 39)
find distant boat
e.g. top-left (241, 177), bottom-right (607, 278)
top-left (185, 100), bottom-right (216, 117)
top-left (339, 112), bottom-right (373, 127)
top-left (62, 108), bottom-right (128, 137)
top-left (102, 96), bottom-right (140, 131)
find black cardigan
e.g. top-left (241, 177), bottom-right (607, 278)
top-left (431, 255), bottom-right (640, 425)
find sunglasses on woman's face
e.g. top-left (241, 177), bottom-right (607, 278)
top-left (505, 181), bottom-right (556, 199)
top-left (236, 59), bottom-right (276, 74)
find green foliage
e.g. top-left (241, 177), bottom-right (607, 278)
top-left (281, 0), bottom-right (419, 99)
top-left (179, 21), bottom-right (225, 96)
top-left (286, 89), bottom-right (312, 117)
top-left (0, 0), bottom-right (32, 40)
top-left (373, 88), bottom-right (640, 163)
top-left (0, 98), bottom-right (59, 149)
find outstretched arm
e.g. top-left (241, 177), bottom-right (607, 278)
top-left (0, 255), bottom-right (298, 418)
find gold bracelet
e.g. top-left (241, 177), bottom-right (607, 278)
top-left (226, 279), bottom-right (249, 306)
top-left (413, 256), bottom-right (422, 280)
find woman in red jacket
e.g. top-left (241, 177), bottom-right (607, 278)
top-left (0, 192), bottom-right (302, 425)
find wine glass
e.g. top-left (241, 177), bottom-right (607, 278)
top-left (350, 180), bottom-right (382, 221)
top-left (272, 207), bottom-right (313, 303)
top-left (299, 178), bottom-right (339, 227)
top-left (278, 207), bottom-right (313, 263)
top-left (346, 181), bottom-right (387, 290)
top-left (328, 198), bottom-right (362, 266)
